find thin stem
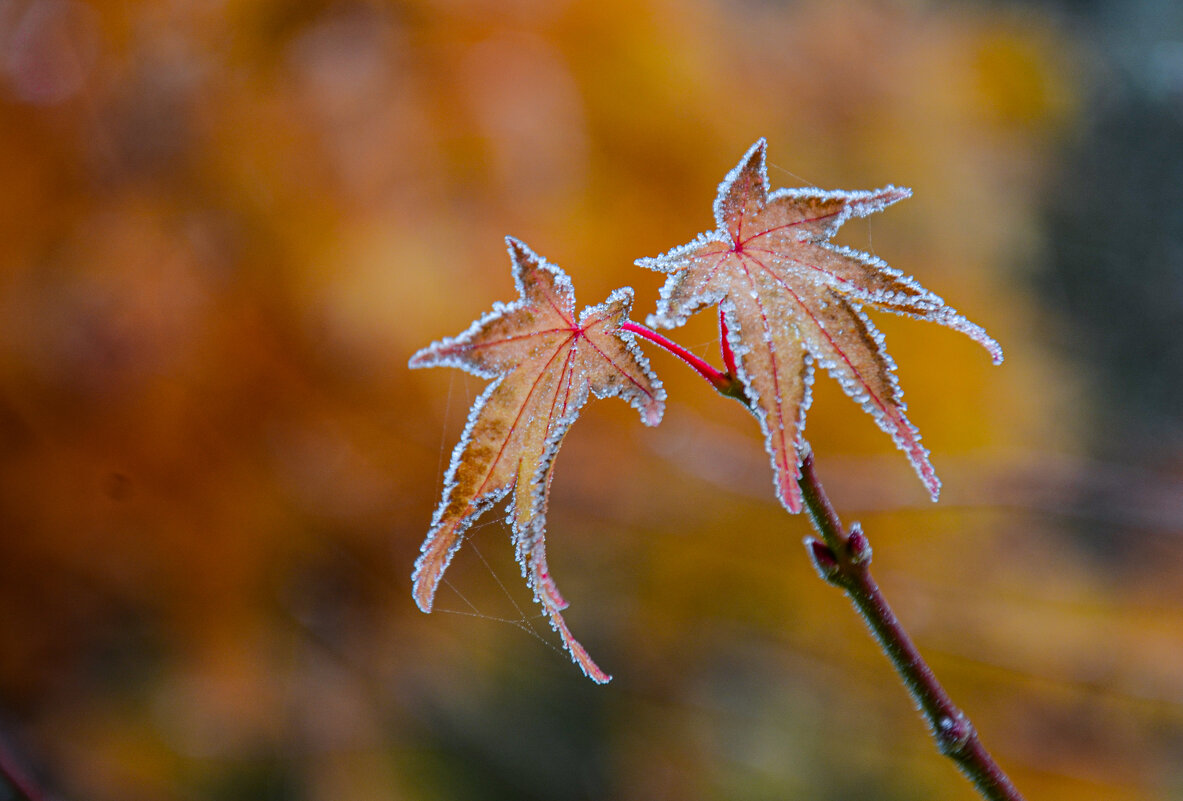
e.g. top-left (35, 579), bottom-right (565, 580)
top-left (798, 452), bottom-right (1025, 801)
top-left (628, 327), bottom-right (1025, 801)
top-left (621, 322), bottom-right (741, 396)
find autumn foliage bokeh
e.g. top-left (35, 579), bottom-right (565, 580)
top-left (1, 0), bottom-right (1180, 799)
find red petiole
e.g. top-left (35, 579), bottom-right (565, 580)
top-left (621, 321), bottom-right (745, 399)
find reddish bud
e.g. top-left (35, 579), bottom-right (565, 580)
top-left (846, 523), bottom-right (872, 565)
top-left (805, 538), bottom-right (841, 583)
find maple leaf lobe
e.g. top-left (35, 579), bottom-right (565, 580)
top-left (409, 237), bottom-right (664, 682)
top-left (638, 140), bottom-right (1001, 513)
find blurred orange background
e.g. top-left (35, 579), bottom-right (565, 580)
top-left (2, 0), bottom-right (1182, 799)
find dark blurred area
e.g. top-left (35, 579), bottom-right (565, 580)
top-left (1036, 0), bottom-right (1183, 561)
top-left (0, 0), bottom-right (1180, 799)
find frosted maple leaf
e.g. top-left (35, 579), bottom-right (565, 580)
top-left (409, 237), bottom-right (665, 682)
top-left (638, 139), bottom-right (1002, 513)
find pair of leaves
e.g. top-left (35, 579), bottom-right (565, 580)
top-left (410, 140), bottom-right (1000, 682)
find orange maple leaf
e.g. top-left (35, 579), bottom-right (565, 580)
top-left (638, 139), bottom-right (1002, 514)
top-left (410, 237), bottom-right (665, 682)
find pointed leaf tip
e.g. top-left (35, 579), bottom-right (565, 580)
top-left (881, 185), bottom-right (912, 206)
top-left (413, 585), bottom-right (434, 613)
top-left (411, 565), bottom-right (437, 612)
top-left (780, 466), bottom-right (804, 513)
top-left (984, 337), bottom-right (1005, 365)
top-left (505, 234), bottom-right (527, 254)
top-left (504, 236), bottom-right (532, 268)
top-left (736, 138), bottom-right (768, 177)
top-left (782, 488), bottom-right (804, 514)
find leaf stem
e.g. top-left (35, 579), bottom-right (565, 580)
top-left (621, 321), bottom-right (742, 397)
top-left (797, 451), bottom-right (1025, 801)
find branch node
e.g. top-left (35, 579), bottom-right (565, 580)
top-left (936, 712), bottom-right (974, 756)
top-left (846, 522), bottom-right (872, 565)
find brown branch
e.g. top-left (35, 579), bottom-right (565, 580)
top-left (627, 328), bottom-right (1027, 800)
top-left (798, 451), bottom-right (1025, 801)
